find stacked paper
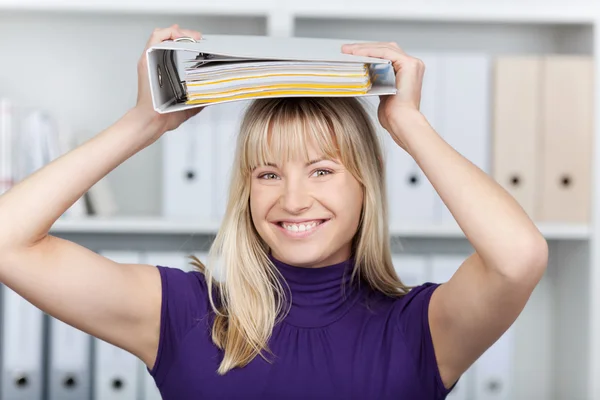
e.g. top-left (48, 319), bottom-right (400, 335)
top-left (184, 60), bottom-right (373, 104)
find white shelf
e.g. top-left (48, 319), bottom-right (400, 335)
top-left (293, 1), bottom-right (598, 24)
top-left (0, 0), bottom-right (271, 16)
top-left (49, 216), bottom-right (591, 239)
top-left (0, 0), bottom-right (597, 24)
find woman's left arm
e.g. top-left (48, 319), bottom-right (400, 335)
top-left (342, 42), bottom-right (548, 389)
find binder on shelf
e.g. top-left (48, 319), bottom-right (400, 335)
top-left (391, 254), bottom-right (429, 287)
top-left (94, 251), bottom-right (144, 400)
top-left (0, 285), bottom-right (44, 400)
top-left (472, 329), bottom-right (514, 400)
top-left (139, 362), bottom-right (162, 400)
top-left (143, 251), bottom-right (194, 272)
top-left (386, 52), bottom-right (439, 226)
top-left (492, 57), bottom-right (541, 219)
top-left (146, 35), bottom-right (397, 113)
top-left (161, 109), bottom-right (216, 220)
top-left (435, 54), bottom-right (492, 226)
top-left (212, 100), bottom-right (247, 221)
top-left (47, 318), bottom-right (92, 400)
top-left (538, 55), bottom-right (593, 223)
top-left (1, 99), bottom-right (14, 196)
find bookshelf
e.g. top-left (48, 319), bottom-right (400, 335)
top-left (0, 1), bottom-right (599, 399)
top-left (49, 217), bottom-right (591, 240)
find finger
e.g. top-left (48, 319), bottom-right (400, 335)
top-left (343, 42), bottom-right (407, 55)
top-left (177, 27), bottom-right (203, 41)
top-left (344, 46), bottom-right (408, 65)
top-left (145, 24), bottom-right (192, 48)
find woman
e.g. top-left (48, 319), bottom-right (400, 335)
top-left (0, 25), bottom-right (547, 399)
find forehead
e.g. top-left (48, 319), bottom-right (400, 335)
top-left (244, 107), bottom-right (342, 170)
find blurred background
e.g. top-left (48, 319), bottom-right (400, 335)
top-left (0, 0), bottom-right (598, 399)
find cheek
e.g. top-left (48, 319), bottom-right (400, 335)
top-left (250, 184), bottom-right (275, 220)
top-left (322, 179), bottom-right (363, 222)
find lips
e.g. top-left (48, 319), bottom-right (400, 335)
top-left (273, 218), bottom-right (331, 238)
top-left (279, 219), bottom-right (327, 228)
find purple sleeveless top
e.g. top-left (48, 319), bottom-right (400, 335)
top-left (148, 255), bottom-right (453, 399)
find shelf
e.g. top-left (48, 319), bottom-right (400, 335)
top-left (0, 0), bottom-right (596, 24)
top-left (293, 1), bottom-right (598, 24)
top-left (0, 0), bottom-right (271, 16)
top-left (49, 216), bottom-right (591, 240)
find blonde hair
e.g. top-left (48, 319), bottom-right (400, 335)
top-left (189, 96), bottom-right (410, 374)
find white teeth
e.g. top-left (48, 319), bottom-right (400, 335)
top-left (282, 220), bottom-right (321, 233)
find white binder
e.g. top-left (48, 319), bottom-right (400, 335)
top-left (161, 110), bottom-right (215, 221)
top-left (391, 254), bottom-right (429, 287)
top-left (0, 98), bottom-right (13, 196)
top-left (48, 318), bottom-right (92, 400)
top-left (361, 94), bottom-right (437, 227)
top-left (0, 286), bottom-right (44, 400)
top-left (94, 251), bottom-right (143, 400)
top-left (472, 328), bottom-right (514, 400)
top-left (140, 364), bottom-right (163, 400)
top-left (435, 54), bottom-right (492, 226)
top-left (385, 131), bottom-right (437, 226)
top-left (212, 101), bottom-right (247, 222)
top-left (146, 34), bottom-right (397, 113)
top-left (143, 251), bottom-right (193, 272)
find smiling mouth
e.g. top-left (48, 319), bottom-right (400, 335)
top-left (274, 219), bottom-right (330, 236)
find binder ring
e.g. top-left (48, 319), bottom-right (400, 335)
top-left (174, 37), bottom-right (197, 43)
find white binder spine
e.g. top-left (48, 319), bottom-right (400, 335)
top-left (1, 287), bottom-right (44, 400)
top-left (94, 251), bottom-right (144, 400)
top-left (48, 318), bottom-right (92, 400)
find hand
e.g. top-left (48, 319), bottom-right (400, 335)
top-left (341, 42), bottom-right (426, 150)
top-left (135, 24), bottom-right (203, 140)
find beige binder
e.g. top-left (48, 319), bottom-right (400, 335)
top-left (492, 56), bottom-right (542, 218)
top-left (538, 56), bottom-right (593, 223)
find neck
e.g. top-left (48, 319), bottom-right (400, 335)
top-left (268, 253), bottom-right (366, 328)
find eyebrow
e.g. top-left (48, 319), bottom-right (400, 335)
top-left (256, 157), bottom-right (338, 170)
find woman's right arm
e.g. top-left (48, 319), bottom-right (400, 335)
top-left (0, 25), bottom-right (203, 370)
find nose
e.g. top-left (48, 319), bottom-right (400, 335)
top-left (280, 177), bottom-right (312, 214)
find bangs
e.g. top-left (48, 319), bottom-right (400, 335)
top-left (241, 99), bottom-right (346, 174)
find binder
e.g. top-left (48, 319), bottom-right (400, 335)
top-left (388, 52), bottom-right (439, 226)
top-left (143, 251), bottom-right (193, 272)
top-left (0, 98), bottom-right (14, 195)
top-left (16, 110), bottom-right (88, 219)
top-left (146, 35), bottom-right (397, 113)
top-left (212, 101), bottom-right (247, 221)
top-left (435, 54), bottom-right (492, 226)
top-left (391, 254), bottom-right (429, 287)
top-left (139, 364), bottom-right (163, 400)
top-left (47, 318), bottom-right (92, 400)
top-left (538, 55), bottom-right (593, 223)
top-left (492, 57), bottom-right (541, 218)
top-left (161, 110), bottom-right (215, 221)
top-left (94, 251), bottom-right (143, 400)
top-left (0, 286), bottom-right (44, 400)
top-left (472, 329), bottom-right (514, 400)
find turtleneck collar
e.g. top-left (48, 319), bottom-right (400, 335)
top-left (268, 253), bottom-right (366, 328)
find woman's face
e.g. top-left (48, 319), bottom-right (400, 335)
top-left (250, 140), bottom-right (363, 268)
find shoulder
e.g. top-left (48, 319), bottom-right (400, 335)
top-left (155, 265), bottom-right (211, 312)
top-left (393, 282), bottom-right (440, 315)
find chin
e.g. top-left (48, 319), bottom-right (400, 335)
top-left (270, 248), bottom-right (326, 268)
